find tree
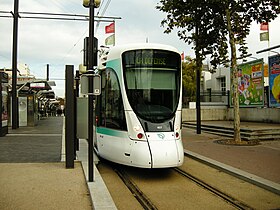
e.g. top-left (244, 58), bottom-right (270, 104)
top-left (157, 0), bottom-right (279, 142)
top-left (182, 56), bottom-right (197, 105)
top-left (157, 0), bottom-right (230, 134)
top-left (217, 0), bottom-right (278, 142)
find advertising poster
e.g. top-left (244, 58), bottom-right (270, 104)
top-left (268, 54), bottom-right (280, 107)
top-left (230, 59), bottom-right (264, 107)
top-left (1, 89), bottom-right (8, 126)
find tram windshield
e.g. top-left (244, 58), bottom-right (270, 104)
top-left (122, 49), bottom-right (181, 123)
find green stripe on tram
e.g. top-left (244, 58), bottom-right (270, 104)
top-left (96, 127), bottom-right (127, 138)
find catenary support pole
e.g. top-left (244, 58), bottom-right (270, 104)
top-left (87, 0), bottom-right (95, 182)
top-left (75, 70), bottom-right (80, 152)
top-left (46, 64), bottom-right (49, 81)
top-left (65, 65), bottom-right (75, 168)
top-left (12, 0), bottom-right (19, 129)
top-left (195, 25), bottom-right (201, 134)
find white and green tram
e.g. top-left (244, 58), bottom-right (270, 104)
top-left (94, 43), bottom-right (184, 168)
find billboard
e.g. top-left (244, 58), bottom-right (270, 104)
top-left (268, 54), bottom-right (280, 107)
top-left (230, 59), bottom-right (264, 107)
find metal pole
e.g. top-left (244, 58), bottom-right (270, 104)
top-left (196, 64), bottom-right (201, 134)
top-left (12, 0), bottom-right (19, 129)
top-left (256, 44), bottom-right (280, 54)
top-left (88, 0), bottom-right (95, 182)
top-left (46, 64), bottom-right (49, 81)
top-left (65, 65), bottom-right (75, 168)
top-left (74, 70), bottom-right (80, 152)
top-left (195, 25), bottom-right (201, 134)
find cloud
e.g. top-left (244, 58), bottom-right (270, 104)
top-left (1, 0), bottom-right (279, 98)
top-left (18, 19), bottom-right (86, 62)
top-left (97, 0), bottom-right (191, 53)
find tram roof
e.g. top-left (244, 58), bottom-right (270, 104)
top-left (107, 43), bottom-right (180, 61)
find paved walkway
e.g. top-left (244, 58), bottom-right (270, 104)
top-left (0, 117), bottom-right (92, 210)
top-left (0, 117), bottom-right (62, 163)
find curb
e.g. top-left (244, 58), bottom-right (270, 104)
top-left (185, 149), bottom-right (280, 195)
top-left (77, 139), bottom-right (117, 210)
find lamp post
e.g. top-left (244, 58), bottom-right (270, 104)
top-left (83, 0), bottom-right (100, 182)
top-left (12, 0), bottom-right (19, 129)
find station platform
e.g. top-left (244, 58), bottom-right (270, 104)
top-left (0, 117), bottom-right (279, 209)
top-left (0, 117), bottom-right (93, 209)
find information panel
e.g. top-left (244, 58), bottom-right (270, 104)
top-left (268, 54), bottom-right (280, 107)
top-left (230, 59), bottom-right (264, 107)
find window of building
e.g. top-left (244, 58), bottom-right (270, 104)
top-left (220, 77), bottom-right (226, 92)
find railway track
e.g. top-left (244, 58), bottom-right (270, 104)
top-left (114, 167), bottom-right (158, 210)
top-left (173, 167), bottom-right (253, 210)
top-left (113, 165), bottom-right (254, 210)
top-left (97, 155), bottom-right (280, 209)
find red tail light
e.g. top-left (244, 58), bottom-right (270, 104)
top-left (95, 116), bottom-right (99, 123)
top-left (137, 133), bottom-right (143, 139)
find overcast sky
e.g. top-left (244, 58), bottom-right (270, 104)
top-left (1, 0), bottom-right (279, 97)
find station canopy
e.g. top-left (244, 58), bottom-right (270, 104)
top-left (16, 79), bottom-right (56, 100)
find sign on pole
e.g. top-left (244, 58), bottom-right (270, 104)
top-left (80, 73), bottom-right (101, 96)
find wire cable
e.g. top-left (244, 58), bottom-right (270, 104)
top-left (50, 0), bottom-right (74, 14)
top-left (95, 0), bottom-right (112, 33)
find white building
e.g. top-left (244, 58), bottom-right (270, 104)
top-left (203, 66), bottom-right (230, 92)
top-left (17, 63), bottom-right (30, 76)
top-left (199, 66), bottom-right (231, 105)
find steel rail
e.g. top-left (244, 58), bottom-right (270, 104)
top-left (173, 167), bottom-right (254, 210)
top-left (114, 167), bottom-right (158, 210)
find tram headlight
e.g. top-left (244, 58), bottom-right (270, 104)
top-left (133, 125), bottom-right (141, 132)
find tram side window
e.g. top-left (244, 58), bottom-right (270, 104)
top-left (100, 68), bottom-right (127, 130)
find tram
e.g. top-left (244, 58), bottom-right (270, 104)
top-left (94, 43), bottom-right (184, 168)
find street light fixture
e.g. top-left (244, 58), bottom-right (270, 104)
top-left (83, 0), bottom-right (101, 8)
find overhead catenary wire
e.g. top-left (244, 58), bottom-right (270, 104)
top-left (0, 8), bottom-right (120, 79)
top-left (0, 15), bottom-right (12, 18)
top-left (0, 11), bottom-right (121, 21)
top-left (95, 0), bottom-right (112, 33)
top-left (96, 0), bottom-right (106, 15)
top-left (0, 11), bottom-right (13, 18)
top-left (0, 11), bottom-right (12, 14)
top-left (0, 10), bottom-right (120, 61)
top-left (50, 0), bottom-right (74, 14)
top-left (21, 11), bottom-right (87, 18)
top-left (0, 9), bottom-right (120, 63)
top-left (59, 28), bottom-right (89, 64)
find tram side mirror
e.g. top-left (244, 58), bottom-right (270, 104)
top-left (80, 74), bottom-right (101, 96)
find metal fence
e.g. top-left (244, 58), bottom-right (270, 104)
top-left (183, 87), bottom-right (270, 108)
top-left (183, 90), bottom-right (229, 108)
top-left (200, 90), bottom-right (229, 103)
